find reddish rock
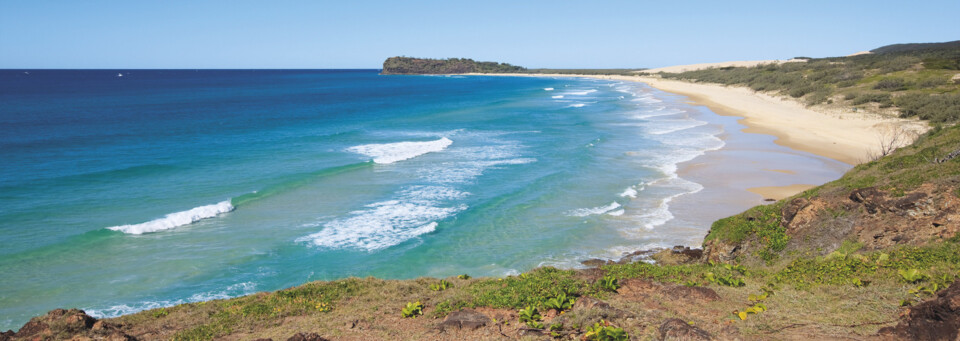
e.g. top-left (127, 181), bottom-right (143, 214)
top-left (877, 280), bottom-right (960, 340)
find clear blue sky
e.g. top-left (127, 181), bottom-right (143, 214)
top-left (1, 0), bottom-right (958, 69)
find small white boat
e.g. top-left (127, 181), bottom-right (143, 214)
top-left (117, 73), bottom-right (123, 77)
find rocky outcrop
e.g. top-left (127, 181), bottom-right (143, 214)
top-left (877, 280), bottom-right (960, 340)
top-left (4, 309), bottom-right (135, 341)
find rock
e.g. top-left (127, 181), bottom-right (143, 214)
top-left (850, 187), bottom-right (883, 214)
top-left (702, 238), bottom-right (739, 263)
top-left (438, 309), bottom-right (490, 331)
top-left (659, 318), bottom-right (712, 340)
top-left (0, 330), bottom-right (14, 341)
top-left (877, 280), bottom-right (960, 340)
top-left (286, 332), bottom-right (329, 341)
top-left (652, 246), bottom-right (704, 265)
top-left (91, 320), bottom-right (114, 331)
top-left (252, 339), bottom-right (274, 341)
top-left (65, 312), bottom-right (96, 330)
top-left (581, 258), bottom-right (613, 268)
top-left (67, 336), bottom-right (93, 341)
top-left (781, 197), bottom-right (810, 226)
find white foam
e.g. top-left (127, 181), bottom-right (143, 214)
top-left (564, 89), bottom-right (598, 96)
top-left (568, 201), bottom-right (622, 217)
top-left (619, 185), bottom-right (640, 198)
top-left (552, 95), bottom-right (564, 99)
top-left (85, 282), bottom-right (257, 319)
top-left (107, 200), bottom-right (234, 234)
top-left (298, 198), bottom-right (463, 251)
top-left (635, 177), bottom-right (704, 230)
top-left (607, 209), bottom-right (625, 216)
top-left (544, 87), bottom-right (554, 91)
top-left (347, 137), bottom-right (453, 164)
top-left (645, 119), bottom-right (708, 135)
top-left (569, 103), bottom-right (587, 108)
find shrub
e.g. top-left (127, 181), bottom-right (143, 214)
top-left (851, 93), bottom-right (892, 106)
top-left (874, 77), bottom-right (909, 91)
top-left (895, 93), bottom-right (960, 123)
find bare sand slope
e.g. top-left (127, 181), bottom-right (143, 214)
top-left (636, 59), bottom-right (806, 74)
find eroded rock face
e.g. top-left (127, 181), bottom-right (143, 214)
top-left (5, 309), bottom-right (137, 341)
top-left (438, 309), bottom-right (490, 331)
top-left (877, 280), bottom-right (960, 340)
top-left (659, 318), bottom-right (712, 340)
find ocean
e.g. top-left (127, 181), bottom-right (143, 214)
top-left (0, 69), bottom-right (845, 330)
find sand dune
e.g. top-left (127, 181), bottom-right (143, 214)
top-left (637, 59), bottom-right (806, 74)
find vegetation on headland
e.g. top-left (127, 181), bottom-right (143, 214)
top-left (657, 40), bottom-right (960, 123)
top-left (381, 57), bottom-right (525, 74)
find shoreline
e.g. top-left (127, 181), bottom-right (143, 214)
top-left (468, 72), bottom-right (929, 199)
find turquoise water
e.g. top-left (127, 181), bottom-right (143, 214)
top-left (0, 70), bottom-right (735, 329)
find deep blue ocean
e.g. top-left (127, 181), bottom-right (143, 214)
top-left (0, 69), bottom-right (733, 329)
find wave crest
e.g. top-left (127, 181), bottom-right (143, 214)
top-left (347, 137), bottom-right (453, 164)
top-left (107, 200), bottom-right (234, 234)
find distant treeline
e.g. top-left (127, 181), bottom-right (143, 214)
top-left (381, 57), bottom-right (525, 74)
top-left (658, 40), bottom-right (960, 123)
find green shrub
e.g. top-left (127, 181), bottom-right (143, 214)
top-left (543, 292), bottom-right (575, 312)
top-left (518, 306), bottom-right (542, 323)
top-left (584, 320), bottom-right (628, 341)
top-left (430, 279), bottom-right (451, 291)
top-left (874, 77), bottom-right (909, 91)
top-left (598, 275), bottom-right (619, 292)
top-left (401, 301), bottom-right (424, 318)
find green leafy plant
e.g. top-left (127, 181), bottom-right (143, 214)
top-left (735, 303), bottom-right (767, 320)
top-left (899, 269), bottom-right (927, 283)
top-left (526, 320), bottom-right (545, 329)
top-left (152, 308), bottom-right (169, 318)
top-left (599, 275), bottom-right (619, 292)
top-left (584, 320), bottom-right (628, 341)
top-left (430, 279), bottom-right (451, 291)
top-left (457, 274), bottom-right (471, 280)
top-left (549, 323), bottom-right (564, 338)
top-left (518, 306), bottom-right (542, 324)
top-left (401, 301), bottom-right (423, 318)
top-left (543, 292), bottom-right (575, 312)
top-left (704, 272), bottom-right (745, 287)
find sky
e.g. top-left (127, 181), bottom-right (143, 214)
top-left (1, 0), bottom-right (958, 69)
